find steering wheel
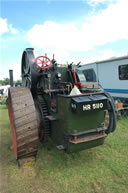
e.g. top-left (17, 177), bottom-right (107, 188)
top-left (35, 56), bottom-right (52, 69)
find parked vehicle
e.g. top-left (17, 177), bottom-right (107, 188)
top-left (8, 48), bottom-right (117, 163)
top-left (79, 56), bottom-right (128, 104)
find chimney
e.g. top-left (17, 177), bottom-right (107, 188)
top-left (9, 70), bottom-right (13, 87)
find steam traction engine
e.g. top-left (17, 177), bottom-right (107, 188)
top-left (8, 48), bottom-right (116, 162)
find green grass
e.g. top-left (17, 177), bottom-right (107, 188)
top-left (0, 104), bottom-right (128, 193)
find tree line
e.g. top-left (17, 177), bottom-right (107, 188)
top-left (0, 78), bottom-right (22, 86)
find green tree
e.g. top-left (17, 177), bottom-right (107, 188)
top-left (15, 79), bottom-right (22, 86)
top-left (0, 78), bottom-right (10, 85)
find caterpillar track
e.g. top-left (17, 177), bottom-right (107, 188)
top-left (8, 87), bottom-right (38, 160)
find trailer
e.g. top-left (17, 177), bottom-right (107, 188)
top-left (79, 56), bottom-right (128, 104)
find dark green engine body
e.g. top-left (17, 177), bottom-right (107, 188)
top-left (51, 95), bottom-right (106, 152)
top-left (22, 48), bottom-right (117, 153)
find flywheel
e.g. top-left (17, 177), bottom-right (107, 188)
top-left (8, 87), bottom-right (39, 160)
top-left (21, 48), bottom-right (39, 97)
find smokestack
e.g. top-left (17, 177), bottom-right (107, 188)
top-left (9, 70), bottom-right (13, 87)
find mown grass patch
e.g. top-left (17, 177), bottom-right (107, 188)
top-left (0, 105), bottom-right (128, 193)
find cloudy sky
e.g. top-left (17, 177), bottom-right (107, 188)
top-left (0, 0), bottom-right (128, 80)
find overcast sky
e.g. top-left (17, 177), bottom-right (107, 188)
top-left (0, 0), bottom-right (128, 80)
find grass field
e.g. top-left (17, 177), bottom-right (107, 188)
top-left (0, 104), bottom-right (128, 193)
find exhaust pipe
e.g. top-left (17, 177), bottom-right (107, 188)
top-left (9, 70), bottom-right (13, 87)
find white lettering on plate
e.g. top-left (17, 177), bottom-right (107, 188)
top-left (83, 103), bottom-right (104, 111)
top-left (83, 104), bottom-right (91, 111)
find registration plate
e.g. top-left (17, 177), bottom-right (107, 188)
top-left (71, 94), bottom-right (107, 113)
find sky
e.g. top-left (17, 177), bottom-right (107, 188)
top-left (0, 0), bottom-right (128, 80)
